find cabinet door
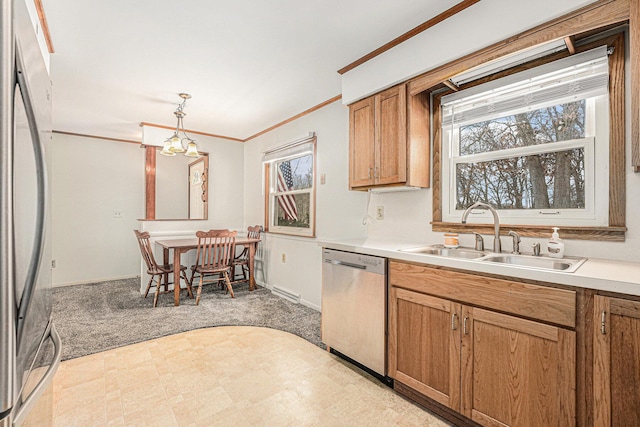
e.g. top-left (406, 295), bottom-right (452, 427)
top-left (389, 287), bottom-right (461, 410)
top-left (461, 307), bottom-right (575, 427)
top-left (349, 96), bottom-right (375, 188)
top-left (594, 296), bottom-right (640, 426)
top-left (375, 85), bottom-right (407, 185)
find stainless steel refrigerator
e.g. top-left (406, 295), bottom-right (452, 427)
top-left (1, 0), bottom-right (61, 426)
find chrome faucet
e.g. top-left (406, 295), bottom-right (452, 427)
top-left (472, 232), bottom-right (484, 251)
top-left (461, 201), bottom-right (501, 253)
top-left (532, 242), bottom-right (541, 256)
top-left (508, 231), bottom-right (521, 254)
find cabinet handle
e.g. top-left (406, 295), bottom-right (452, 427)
top-left (374, 166), bottom-right (379, 178)
top-left (368, 167), bottom-right (372, 179)
top-left (601, 310), bottom-right (606, 335)
top-left (451, 313), bottom-right (458, 330)
top-left (463, 316), bottom-right (469, 335)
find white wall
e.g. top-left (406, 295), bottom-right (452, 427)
top-left (243, 100), bottom-right (368, 309)
top-left (51, 134), bottom-right (145, 286)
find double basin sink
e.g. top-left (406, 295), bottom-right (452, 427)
top-left (399, 245), bottom-right (586, 273)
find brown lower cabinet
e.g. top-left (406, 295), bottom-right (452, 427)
top-left (389, 261), bottom-right (577, 427)
top-left (593, 296), bottom-right (640, 426)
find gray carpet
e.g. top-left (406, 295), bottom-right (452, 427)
top-left (52, 278), bottom-right (323, 361)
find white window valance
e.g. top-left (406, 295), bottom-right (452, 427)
top-left (441, 46), bottom-right (609, 127)
top-left (262, 132), bottom-right (316, 163)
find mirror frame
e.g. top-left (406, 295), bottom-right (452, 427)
top-left (144, 146), bottom-right (209, 220)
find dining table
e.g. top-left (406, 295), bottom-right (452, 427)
top-left (155, 236), bottom-right (261, 306)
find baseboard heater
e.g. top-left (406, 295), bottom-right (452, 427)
top-left (272, 285), bottom-right (300, 303)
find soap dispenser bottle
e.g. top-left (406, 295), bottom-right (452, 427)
top-left (547, 227), bottom-right (565, 259)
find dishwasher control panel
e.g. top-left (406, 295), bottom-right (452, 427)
top-left (322, 249), bottom-right (386, 275)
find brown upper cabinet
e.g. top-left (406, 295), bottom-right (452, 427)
top-left (348, 84), bottom-right (429, 190)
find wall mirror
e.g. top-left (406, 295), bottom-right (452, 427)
top-left (144, 146), bottom-right (208, 220)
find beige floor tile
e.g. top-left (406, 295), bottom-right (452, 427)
top-left (53, 326), bottom-right (451, 427)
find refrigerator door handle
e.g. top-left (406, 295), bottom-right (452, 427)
top-left (13, 39), bottom-right (48, 350)
top-left (11, 322), bottom-right (61, 426)
top-left (0, 0), bottom-right (16, 417)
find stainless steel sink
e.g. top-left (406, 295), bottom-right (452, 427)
top-left (399, 245), bottom-right (486, 259)
top-left (480, 253), bottom-right (586, 272)
top-left (398, 244), bottom-right (587, 273)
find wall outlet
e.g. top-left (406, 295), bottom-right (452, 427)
top-left (51, 259), bottom-right (56, 268)
top-left (113, 210), bottom-right (123, 218)
top-left (376, 206), bottom-right (384, 220)
top-left (281, 253), bottom-right (286, 263)
top-left (320, 173), bottom-right (326, 185)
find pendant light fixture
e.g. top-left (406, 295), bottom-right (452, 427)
top-left (160, 93), bottom-right (200, 157)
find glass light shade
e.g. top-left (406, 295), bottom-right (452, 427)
top-left (185, 141), bottom-right (199, 157)
top-left (160, 139), bottom-right (176, 156)
top-left (169, 134), bottom-right (185, 153)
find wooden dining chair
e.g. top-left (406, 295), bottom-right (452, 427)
top-left (231, 225), bottom-right (263, 284)
top-left (189, 229), bottom-right (237, 304)
top-left (133, 230), bottom-right (192, 307)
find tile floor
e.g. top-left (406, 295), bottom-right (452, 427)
top-left (52, 326), bottom-right (451, 426)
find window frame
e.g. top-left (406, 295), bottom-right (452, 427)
top-left (263, 136), bottom-right (317, 238)
top-left (441, 88), bottom-right (609, 227)
top-left (430, 32), bottom-right (626, 241)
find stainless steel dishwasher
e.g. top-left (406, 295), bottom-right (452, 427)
top-left (321, 249), bottom-right (387, 377)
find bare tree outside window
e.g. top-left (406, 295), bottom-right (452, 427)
top-left (455, 101), bottom-right (586, 211)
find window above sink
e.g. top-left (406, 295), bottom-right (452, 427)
top-left (429, 29), bottom-right (627, 242)
top-left (440, 46), bottom-right (609, 228)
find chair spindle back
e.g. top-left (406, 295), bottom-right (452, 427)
top-left (195, 229), bottom-right (237, 270)
top-left (247, 225), bottom-right (262, 240)
top-left (134, 230), bottom-right (158, 272)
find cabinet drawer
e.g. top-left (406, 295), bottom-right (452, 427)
top-left (390, 261), bottom-right (576, 328)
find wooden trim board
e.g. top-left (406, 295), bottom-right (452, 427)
top-left (408, 0), bottom-right (629, 95)
top-left (243, 95), bottom-right (341, 142)
top-left (144, 146), bottom-right (156, 220)
top-left (337, 0), bottom-right (481, 75)
top-left (34, 0), bottom-right (54, 53)
top-left (56, 95), bottom-right (342, 146)
top-left (138, 122), bottom-right (244, 142)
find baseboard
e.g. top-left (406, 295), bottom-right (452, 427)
top-left (300, 299), bottom-right (320, 312)
top-left (272, 285), bottom-right (301, 303)
top-left (257, 281), bottom-right (320, 311)
top-left (394, 381), bottom-right (482, 427)
top-left (256, 280), bottom-right (271, 290)
top-left (52, 275), bottom-right (139, 288)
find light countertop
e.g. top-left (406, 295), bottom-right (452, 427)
top-left (318, 238), bottom-right (640, 297)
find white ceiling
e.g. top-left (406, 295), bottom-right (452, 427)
top-left (45, 0), bottom-right (460, 142)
